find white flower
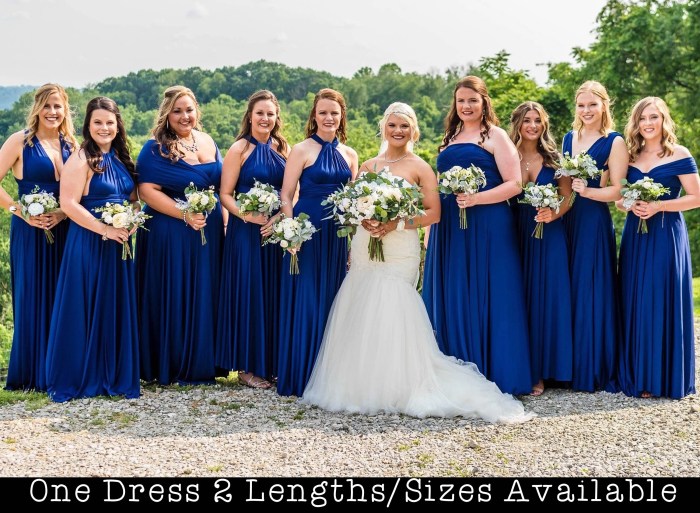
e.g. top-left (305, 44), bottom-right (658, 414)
top-left (280, 240), bottom-right (289, 248)
top-left (27, 202), bottom-right (45, 216)
top-left (102, 213), bottom-right (113, 224)
top-left (24, 195), bottom-right (36, 204)
top-left (199, 195), bottom-right (210, 206)
top-left (111, 212), bottom-right (129, 229)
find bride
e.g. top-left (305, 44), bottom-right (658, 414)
top-left (301, 102), bottom-right (534, 423)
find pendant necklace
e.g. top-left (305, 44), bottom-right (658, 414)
top-left (178, 133), bottom-right (198, 152)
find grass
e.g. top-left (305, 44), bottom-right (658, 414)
top-left (0, 389), bottom-right (50, 409)
top-left (694, 277), bottom-right (700, 316)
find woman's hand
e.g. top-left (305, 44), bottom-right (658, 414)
top-left (632, 200), bottom-right (661, 220)
top-left (41, 211), bottom-right (67, 229)
top-left (534, 207), bottom-right (554, 224)
top-left (240, 211), bottom-right (268, 226)
top-left (362, 219), bottom-right (396, 238)
top-left (185, 212), bottom-right (207, 231)
top-left (104, 225), bottom-right (130, 243)
top-left (571, 178), bottom-right (589, 198)
top-left (260, 213), bottom-right (280, 238)
top-left (456, 192), bottom-right (479, 208)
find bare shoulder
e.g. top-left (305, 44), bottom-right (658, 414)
top-left (672, 145), bottom-right (692, 159)
top-left (227, 138), bottom-right (248, 155)
top-left (486, 125), bottom-right (510, 143)
top-left (3, 130), bottom-right (26, 150)
top-left (359, 156), bottom-right (381, 174)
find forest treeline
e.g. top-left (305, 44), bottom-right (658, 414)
top-left (0, 0), bottom-right (698, 348)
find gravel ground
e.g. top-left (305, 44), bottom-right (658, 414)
top-left (1, 326), bottom-right (699, 478)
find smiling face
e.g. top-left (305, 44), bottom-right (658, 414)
top-left (575, 91), bottom-right (604, 129)
top-left (455, 87), bottom-right (483, 125)
top-left (168, 94), bottom-right (198, 138)
top-left (384, 114), bottom-right (413, 149)
top-left (38, 92), bottom-right (66, 132)
top-left (519, 109), bottom-right (543, 143)
top-left (313, 98), bottom-right (342, 138)
top-left (88, 108), bottom-right (118, 152)
top-left (250, 99), bottom-right (278, 140)
top-left (638, 104), bottom-right (663, 143)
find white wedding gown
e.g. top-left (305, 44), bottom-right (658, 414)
top-left (301, 226), bottom-right (534, 423)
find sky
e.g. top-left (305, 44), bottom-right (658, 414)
top-left (2, 0), bottom-right (609, 88)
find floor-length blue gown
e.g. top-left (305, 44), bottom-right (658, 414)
top-left (46, 150), bottom-right (139, 402)
top-left (617, 158), bottom-right (696, 399)
top-left (136, 140), bottom-right (223, 385)
top-left (277, 134), bottom-right (351, 396)
top-left (562, 131), bottom-right (620, 392)
top-left (515, 166), bottom-right (573, 384)
top-left (216, 137), bottom-right (285, 379)
top-left (6, 136), bottom-right (71, 392)
top-left (422, 143), bottom-right (533, 395)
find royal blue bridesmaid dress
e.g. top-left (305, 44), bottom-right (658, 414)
top-left (276, 134), bottom-right (351, 396)
top-left (46, 150), bottom-right (139, 402)
top-left (5, 135), bottom-right (71, 392)
top-left (216, 137), bottom-right (285, 379)
top-left (562, 131), bottom-right (620, 392)
top-left (515, 166), bottom-right (573, 385)
top-left (136, 140), bottom-right (223, 385)
top-left (617, 157), bottom-right (696, 398)
top-left (422, 143), bottom-right (533, 395)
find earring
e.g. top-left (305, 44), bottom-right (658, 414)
top-left (166, 119), bottom-right (170, 130)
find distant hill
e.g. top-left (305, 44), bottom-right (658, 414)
top-left (0, 86), bottom-right (35, 110)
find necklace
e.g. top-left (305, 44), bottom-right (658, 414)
top-left (178, 133), bottom-right (198, 152)
top-left (384, 152), bottom-right (409, 164)
top-left (519, 152), bottom-right (539, 172)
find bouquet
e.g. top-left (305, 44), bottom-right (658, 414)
top-left (437, 164), bottom-right (487, 229)
top-left (620, 177), bottom-right (671, 234)
top-left (235, 180), bottom-right (282, 220)
top-left (175, 182), bottom-right (218, 245)
top-left (517, 182), bottom-right (565, 239)
top-left (18, 185), bottom-right (60, 244)
top-left (262, 213), bottom-right (317, 275)
top-left (323, 167), bottom-right (425, 261)
top-left (554, 152), bottom-right (602, 206)
top-left (93, 200), bottom-right (151, 260)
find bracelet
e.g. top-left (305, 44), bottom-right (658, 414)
top-left (183, 210), bottom-right (188, 225)
top-left (102, 226), bottom-right (109, 241)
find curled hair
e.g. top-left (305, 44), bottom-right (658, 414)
top-left (236, 90), bottom-right (289, 155)
top-left (81, 97), bottom-right (135, 177)
top-left (304, 88), bottom-right (348, 143)
top-left (152, 85), bottom-right (203, 162)
top-left (440, 76), bottom-right (498, 152)
top-left (508, 101), bottom-right (559, 169)
top-left (24, 83), bottom-right (78, 151)
top-left (573, 81), bottom-right (615, 136)
top-left (625, 96), bottom-right (677, 162)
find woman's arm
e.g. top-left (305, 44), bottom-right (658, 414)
top-left (573, 136), bottom-right (628, 202)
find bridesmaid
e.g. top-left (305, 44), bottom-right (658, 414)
top-left (563, 81), bottom-right (628, 392)
top-left (617, 97), bottom-right (699, 399)
top-left (46, 97), bottom-right (139, 402)
top-left (276, 88), bottom-right (358, 397)
top-left (216, 90), bottom-right (289, 389)
top-left (0, 84), bottom-right (77, 392)
top-left (136, 85), bottom-right (224, 385)
top-left (510, 101), bottom-right (573, 396)
top-left (422, 76), bottom-right (533, 395)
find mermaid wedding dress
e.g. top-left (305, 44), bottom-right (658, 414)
top-left (301, 226), bottom-right (534, 423)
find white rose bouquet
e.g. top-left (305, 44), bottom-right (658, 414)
top-left (323, 167), bottom-right (424, 261)
top-left (437, 164), bottom-right (487, 229)
top-left (262, 213), bottom-right (317, 275)
top-left (620, 177), bottom-right (671, 234)
top-left (175, 182), bottom-right (218, 245)
top-left (19, 185), bottom-right (60, 244)
top-left (554, 152), bottom-right (602, 206)
top-left (517, 182), bottom-right (565, 239)
top-left (93, 200), bottom-right (151, 260)
top-left (235, 180), bottom-right (282, 220)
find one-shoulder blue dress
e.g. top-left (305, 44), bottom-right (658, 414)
top-left (514, 166), bottom-right (573, 384)
top-left (6, 135), bottom-right (71, 392)
top-left (422, 143), bottom-right (533, 395)
top-left (617, 157), bottom-right (696, 398)
top-left (216, 137), bottom-right (285, 379)
top-left (562, 131), bottom-right (621, 392)
top-left (136, 139), bottom-right (223, 385)
top-left (277, 134), bottom-right (351, 396)
top-left (46, 150), bottom-right (139, 402)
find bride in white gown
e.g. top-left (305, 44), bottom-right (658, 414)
top-left (301, 102), bottom-right (534, 424)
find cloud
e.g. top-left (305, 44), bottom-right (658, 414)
top-left (186, 2), bottom-right (208, 19)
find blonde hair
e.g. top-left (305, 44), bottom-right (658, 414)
top-left (625, 96), bottom-right (676, 161)
top-left (379, 102), bottom-right (420, 149)
top-left (573, 80), bottom-right (614, 136)
top-left (24, 83), bottom-right (78, 150)
top-left (152, 85), bottom-right (203, 162)
top-left (508, 101), bottom-right (559, 169)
